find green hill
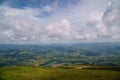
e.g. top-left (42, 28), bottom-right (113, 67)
top-left (0, 66), bottom-right (120, 80)
top-left (0, 43), bottom-right (120, 66)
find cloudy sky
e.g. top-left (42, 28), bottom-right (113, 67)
top-left (0, 0), bottom-right (120, 43)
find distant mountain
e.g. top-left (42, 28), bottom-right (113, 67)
top-left (0, 43), bottom-right (120, 66)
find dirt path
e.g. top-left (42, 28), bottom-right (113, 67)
top-left (75, 66), bottom-right (88, 69)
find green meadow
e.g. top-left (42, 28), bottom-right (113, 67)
top-left (0, 66), bottom-right (120, 80)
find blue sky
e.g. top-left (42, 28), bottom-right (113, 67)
top-left (0, 0), bottom-right (120, 43)
top-left (5, 0), bottom-right (81, 8)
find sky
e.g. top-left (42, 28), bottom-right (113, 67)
top-left (0, 0), bottom-right (120, 43)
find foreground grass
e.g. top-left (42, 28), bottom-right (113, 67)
top-left (0, 66), bottom-right (120, 80)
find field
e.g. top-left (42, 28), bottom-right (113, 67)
top-left (0, 66), bottom-right (120, 80)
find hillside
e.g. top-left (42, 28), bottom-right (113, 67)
top-left (0, 43), bottom-right (120, 80)
top-left (0, 43), bottom-right (120, 66)
top-left (0, 65), bottom-right (120, 80)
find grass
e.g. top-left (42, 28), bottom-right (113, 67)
top-left (0, 66), bottom-right (120, 80)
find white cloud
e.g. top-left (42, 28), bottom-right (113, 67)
top-left (0, 0), bottom-right (120, 43)
top-left (46, 19), bottom-right (71, 39)
top-left (4, 7), bottom-right (40, 17)
top-left (0, 5), bottom-right (72, 42)
top-left (103, 0), bottom-right (120, 40)
top-left (0, 6), bottom-right (43, 42)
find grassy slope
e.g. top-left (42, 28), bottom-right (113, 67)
top-left (0, 66), bottom-right (120, 80)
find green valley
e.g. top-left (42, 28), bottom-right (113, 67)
top-left (0, 43), bottom-right (120, 66)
